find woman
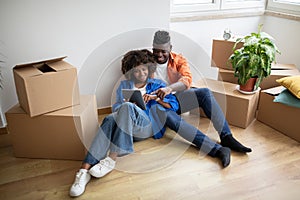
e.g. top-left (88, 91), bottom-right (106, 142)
top-left (69, 49), bottom-right (179, 197)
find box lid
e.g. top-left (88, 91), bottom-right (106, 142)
top-left (271, 63), bottom-right (297, 70)
top-left (194, 78), bottom-right (255, 100)
top-left (13, 56), bottom-right (76, 77)
top-left (13, 56), bottom-right (67, 70)
top-left (262, 86), bottom-right (286, 96)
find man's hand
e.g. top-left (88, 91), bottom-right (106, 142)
top-left (152, 87), bottom-right (172, 100)
top-left (143, 94), bottom-right (158, 103)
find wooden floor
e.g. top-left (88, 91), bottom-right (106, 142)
top-left (1, 113), bottom-right (300, 200)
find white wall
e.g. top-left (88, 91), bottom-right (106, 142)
top-left (171, 15), bottom-right (300, 80)
top-left (170, 16), bottom-right (264, 80)
top-left (0, 0), bottom-right (170, 116)
top-left (1, 0), bottom-right (300, 118)
top-left (263, 16), bottom-right (300, 68)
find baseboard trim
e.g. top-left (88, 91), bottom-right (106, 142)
top-left (97, 107), bottom-right (112, 115)
top-left (0, 127), bottom-right (7, 135)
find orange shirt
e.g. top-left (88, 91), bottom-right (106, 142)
top-left (167, 52), bottom-right (192, 89)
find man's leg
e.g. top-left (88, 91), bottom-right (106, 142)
top-left (152, 107), bottom-right (230, 167)
top-left (176, 88), bottom-right (251, 153)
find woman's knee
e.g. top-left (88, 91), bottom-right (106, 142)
top-left (118, 102), bottom-right (135, 113)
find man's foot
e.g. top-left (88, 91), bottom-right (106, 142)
top-left (69, 169), bottom-right (91, 197)
top-left (216, 147), bottom-right (231, 168)
top-left (221, 134), bottom-right (252, 153)
top-left (89, 157), bottom-right (116, 178)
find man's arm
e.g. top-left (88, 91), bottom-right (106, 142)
top-left (153, 82), bottom-right (187, 100)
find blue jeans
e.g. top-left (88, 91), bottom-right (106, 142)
top-left (154, 88), bottom-right (232, 156)
top-left (83, 102), bottom-right (153, 166)
top-left (176, 88), bottom-right (231, 137)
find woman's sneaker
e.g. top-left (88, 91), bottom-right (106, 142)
top-left (89, 157), bottom-right (116, 178)
top-left (69, 169), bottom-right (91, 197)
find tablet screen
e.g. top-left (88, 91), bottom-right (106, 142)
top-left (122, 89), bottom-right (146, 110)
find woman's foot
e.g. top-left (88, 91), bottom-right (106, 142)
top-left (69, 169), bottom-right (91, 197)
top-left (89, 157), bottom-right (116, 178)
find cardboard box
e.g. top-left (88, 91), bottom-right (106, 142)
top-left (5, 95), bottom-right (99, 160)
top-left (13, 56), bottom-right (80, 117)
top-left (218, 63), bottom-right (300, 90)
top-left (211, 39), bottom-right (243, 70)
top-left (257, 86), bottom-right (300, 142)
top-left (192, 78), bottom-right (260, 128)
top-left (0, 128), bottom-right (11, 147)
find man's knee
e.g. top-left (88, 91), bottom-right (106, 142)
top-left (195, 87), bottom-right (212, 98)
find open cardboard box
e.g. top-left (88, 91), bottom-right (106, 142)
top-left (5, 95), bottom-right (99, 160)
top-left (218, 63), bottom-right (300, 90)
top-left (257, 86), bottom-right (300, 143)
top-left (13, 56), bottom-right (80, 117)
top-left (192, 78), bottom-right (260, 128)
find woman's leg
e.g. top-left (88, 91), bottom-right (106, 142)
top-left (89, 102), bottom-right (152, 178)
top-left (109, 102), bottom-right (153, 153)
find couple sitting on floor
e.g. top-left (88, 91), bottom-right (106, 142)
top-left (69, 30), bottom-right (252, 197)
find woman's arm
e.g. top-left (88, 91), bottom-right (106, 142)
top-left (143, 94), bottom-right (171, 109)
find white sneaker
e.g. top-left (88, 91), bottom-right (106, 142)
top-left (69, 169), bottom-right (91, 197)
top-left (89, 157), bottom-right (116, 178)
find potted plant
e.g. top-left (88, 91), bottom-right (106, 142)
top-left (228, 24), bottom-right (281, 92)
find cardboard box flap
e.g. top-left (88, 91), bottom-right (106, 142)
top-left (263, 86), bottom-right (286, 96)
top-left (14, 66), bottom-right (43, 77)
top-left (13, 56), bottom-right (67, 70)
top-left (46, 60), bottom-right (75, 71)
top-left (271, 63), bottom-right (297, 70)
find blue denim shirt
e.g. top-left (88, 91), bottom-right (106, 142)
top-left (112, 78), bottom-right (179, 139)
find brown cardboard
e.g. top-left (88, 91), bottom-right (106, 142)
top-left (5, 95), bottom-right (99, 160)
top-left (211, 39), bottom-right (243, 70)
top-left (13, 56), bottom-right (80, 117)
top-left (193, 78), bottom-right (259, 128)
top-left (218, 63), bottom-right (300, 90)
top-left (0, 128), bottom-right (11, 147)
top-left (257, 87), bottom-right (300, 142)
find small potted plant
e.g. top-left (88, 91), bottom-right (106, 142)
top-left (228, 24), bottom-right (281, 92)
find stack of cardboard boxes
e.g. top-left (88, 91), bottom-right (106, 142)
top-left (5, 57), bottom-right (99, 160)
top-left (195, 39), bottom-right (300, 142)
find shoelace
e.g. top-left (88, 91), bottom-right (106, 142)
top-left (74, 171), bottom-right (85, 186)
top-left (97, 158), bottom-right (113, 170)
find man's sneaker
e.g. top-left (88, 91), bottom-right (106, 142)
top-left (69, 169), bottom-right (91, 197)
top-left (89, 157), bottom-right (116, 178)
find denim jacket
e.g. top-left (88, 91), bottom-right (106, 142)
top-left (112, 78), bottom-right (179, 139)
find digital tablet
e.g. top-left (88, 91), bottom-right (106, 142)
top-left (122, 89), bottom-right (146, 110)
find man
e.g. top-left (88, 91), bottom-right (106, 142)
top-left (151, 30), bottom-right (252, 168)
